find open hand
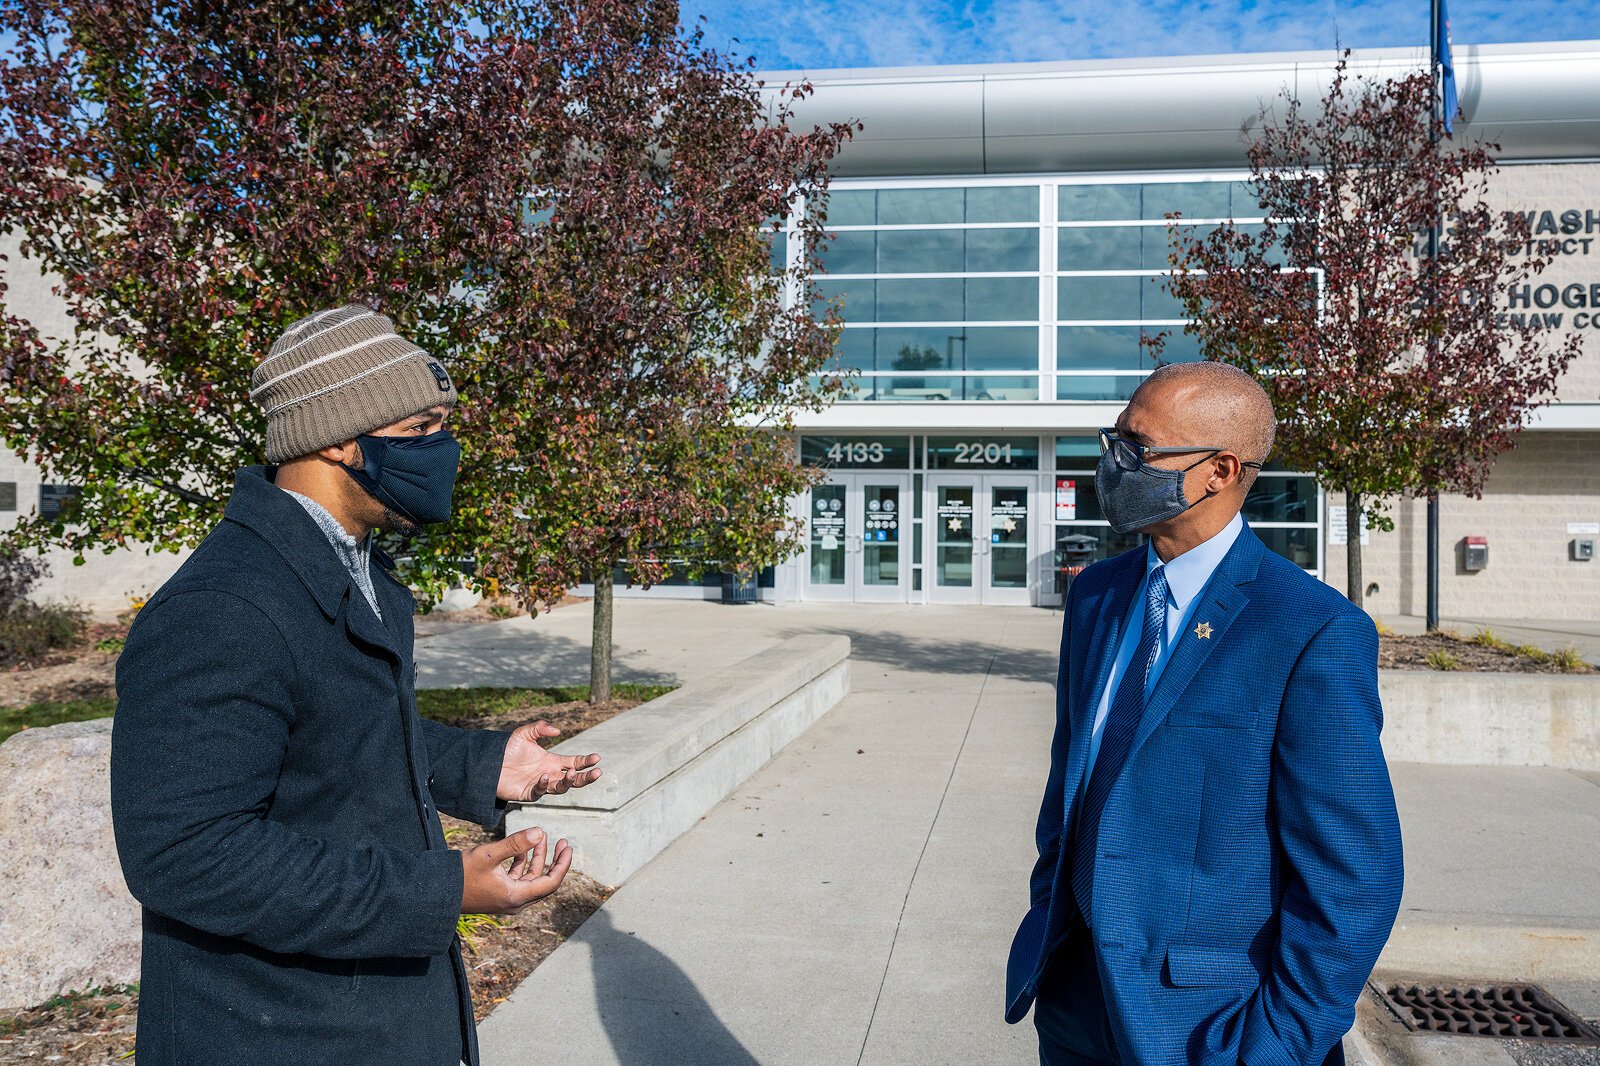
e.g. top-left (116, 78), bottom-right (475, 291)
top-left (460, 827), bottom-right (572, 915)
top-left (497, 720), bottom-right (602, 802)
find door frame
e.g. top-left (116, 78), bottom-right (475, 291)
top-left (802, 472), bottom-right (912, 603)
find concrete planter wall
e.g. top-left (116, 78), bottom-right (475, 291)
top-left (1378, 670), bottom-right (1600, 770)
top-left (505, 635), bottom-right (851, 885)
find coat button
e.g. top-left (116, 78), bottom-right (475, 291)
top-left (427, 773), bottom-right (435, 789)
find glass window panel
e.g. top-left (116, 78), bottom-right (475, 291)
top-left (990, 486), bottom-right (1030, 588)
top-left (818, 231), bottom-right (875, 274)
top-left (1143, 275), bottom-right (1187, 319)
top-left (966, 185), bottom-right (1039, 223)
top-left (874, 327), bottom-right (1037, 372)
top-left (877, 187), bottom-right (965, 225)
top-left (1231, 181), bottom-right (1264, 217)
top-left (862, 484), bottom-right (902, 585)
top-left (808, 484), bottom-right (847, 585)
top-left (1058, 276), bottom-right (1139, 320)
top-left (1142, 181), bottom-right (1232, 221)
top-left (1059, 183), bottom-right (1141, 222)
top-left (1053, 526), bottom-right (1145, 573)
top-left (1243, 475), bottom-right (1316, 523)
top-left (1058, 226), bottom-right (1145, 271)
top-left (966, 277), bottom-right (1038, 321)
top-left (1054, 435), bottom-right (1100, 472)
top-left (814, 279), bottom-right (873, 321)
top-left (824, 189), bottom-right (876, 226)
top-left (1254, 526), bottom-right (1318, 571)
top-left (964, 228), bottom-right (1039, 271)
top-left (1056, 374), bottom-right (1143, 401)
top-left (876, 228), bottom-right (964, 273)
top-left (832, 328), bottom-right (875, 371)
top-left (1057, 326), bottom-right (1146, 371)
top-left (875, 278), bottom-right (962, 321)
top-left (1232, 223), bottom-right (1290, 266)
top-left (865, 376), bottom-right (1038, 401)
top-left (767, 231), bottom-right (787, 273)
top-left (1151, 326), bottom-right (1204, 362)
top-left (935, 485), bottom-right (976, 587)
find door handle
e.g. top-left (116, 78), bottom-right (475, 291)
top-left (846, 535), bottom-right (863, 552)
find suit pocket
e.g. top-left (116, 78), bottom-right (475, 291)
top-left (1164, 945), bottom-right (1261, 989)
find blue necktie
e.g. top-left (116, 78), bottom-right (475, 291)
top-left (1070, 564), bottom-right (1169, 924)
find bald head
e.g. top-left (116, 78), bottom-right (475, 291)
top-left (1134, 362), bottom-right (1276, 486)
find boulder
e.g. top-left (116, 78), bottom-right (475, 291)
top-left (0, 718), bottom-right (140, 1010)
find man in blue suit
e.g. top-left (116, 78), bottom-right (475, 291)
top-left (1008, 362), bottom-right (1403, 1065)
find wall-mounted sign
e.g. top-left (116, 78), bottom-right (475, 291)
top-left (1055, 478), bottom-right (1078, 521)
top-left (928, 436), bottom-right (1039, 470)
top-left (801, 435), bottom-right (912, 469)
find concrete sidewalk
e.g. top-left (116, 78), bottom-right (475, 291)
top-left (413, 601), bottom-right (1600, 1066)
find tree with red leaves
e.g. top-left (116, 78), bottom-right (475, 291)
top-left (0, 0), bottom-right (853, 701)
top-left (1156, 56), bottom-right (1578, 608)
top-left (436, 1), bottom-right (854, 701)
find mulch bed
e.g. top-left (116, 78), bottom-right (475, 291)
top-left (1378, 630), bottom-right (1595, 673)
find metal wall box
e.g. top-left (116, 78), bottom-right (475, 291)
top-left (1463, 536), bottom-right (1489, 573)
top-left (1574, 538), bottom-right (1597, 562)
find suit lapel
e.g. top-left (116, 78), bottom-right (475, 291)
top-left (1125, 527), bottom-right (1266, 760)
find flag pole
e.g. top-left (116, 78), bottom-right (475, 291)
top-left (1425, 0), bottom-right (1442, 632)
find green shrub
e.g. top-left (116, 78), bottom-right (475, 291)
top-left (95, 635), bottom-right (126, 654)
top-left (0, 600), bottom-right (88, 667)
top-left (1515, 644), bottom-right (1551, 663)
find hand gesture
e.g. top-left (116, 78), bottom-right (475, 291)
top-left (497, 720), bottom-right (602, 803)
top-left (460, 827), bottom-right (572, 915)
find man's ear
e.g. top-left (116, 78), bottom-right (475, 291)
top-left (1209, 452), bottom-right (1245, 494)
top-left (318, 439), bottom-right (360, 466)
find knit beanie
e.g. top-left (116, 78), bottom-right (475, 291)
top-left (252, 305), bottom-right (458, 463)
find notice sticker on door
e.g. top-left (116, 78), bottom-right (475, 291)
top-left (821, 534), bottom-right (839, 550)
top-left (1055, 478), bottom-right (1077, 521)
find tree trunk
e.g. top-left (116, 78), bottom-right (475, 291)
top-left (590, 567), bottom-right (613, 704)
top-left (1346, 488), bottom-right (1364, 609)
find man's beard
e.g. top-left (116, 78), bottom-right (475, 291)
top-left (378, 506), bottom-right (420, 537)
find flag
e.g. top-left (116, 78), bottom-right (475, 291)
top-left (1435, 0), bottom-right (1459, 134)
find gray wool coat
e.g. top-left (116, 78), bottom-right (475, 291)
top-left (111, 466), bottom-right (510, 1065)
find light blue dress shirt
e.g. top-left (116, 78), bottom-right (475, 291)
top-left (1081, 513), bottom-right (1243, 791)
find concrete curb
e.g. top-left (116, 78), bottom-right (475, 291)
top-left (1379, 671), bottom-right (1600, 770)
top-left (1379, 912), bottom-right (1600, 982)
top-left (505, 635), bottom-right (851, 885)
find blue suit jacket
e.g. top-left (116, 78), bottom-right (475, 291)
top-left (1007, 525), bottom-right (1403, 1066)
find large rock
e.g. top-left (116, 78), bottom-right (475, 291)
top-left (0, 718), bottom-right (140, 1010)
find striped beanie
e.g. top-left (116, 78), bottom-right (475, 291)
top-left (252, 305), bottom-right (458, 463)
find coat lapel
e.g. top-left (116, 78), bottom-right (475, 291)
top-left (1125, 527), bottom-right (1266, 760)
top-left (1062, 553), bottom-right (1145, 808)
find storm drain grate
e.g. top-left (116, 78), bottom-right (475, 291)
top-left (1379, 984), bottom-right (1600, 1042)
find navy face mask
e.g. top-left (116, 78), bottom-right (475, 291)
top-left (341, 429), bottom-right (462, 527)
top-left (1093, 447), bottom-right (1217, 534)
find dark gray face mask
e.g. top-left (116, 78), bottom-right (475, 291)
top-left (1094, 448), bottom-right (1215, 533)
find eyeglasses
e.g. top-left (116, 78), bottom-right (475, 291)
top-left (1098, 427), bottom-right (1264, 474)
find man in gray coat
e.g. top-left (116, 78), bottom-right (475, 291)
top-left (111, 305), bottom-right (601, 1065)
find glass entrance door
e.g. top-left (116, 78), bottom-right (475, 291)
top-left (804, 474), bottom-right (910, 602)
top-left (928, 475), bottom-right (1033, 605)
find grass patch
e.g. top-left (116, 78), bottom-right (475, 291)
top-left (1424, 649), bottom-right (1461, 671)
top-left (1552, 646), bottom-right (1592, 673)
top-left (415, 684), bottom-right (673, 724)
top-left (1372, 619), bottom-right (1396, 637)
top-left (1471, 627), bottom-right (1513, 652)
top-left (1515, 643), bottom-right (1552, 664)
top-left (0, 697), bottom-right (116, 744)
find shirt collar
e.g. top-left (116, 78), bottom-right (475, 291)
top-left (1146, 512), bottom-right (1244, 613)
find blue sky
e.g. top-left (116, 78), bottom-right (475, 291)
top-left (680, 0), bottom-right (1597, 71)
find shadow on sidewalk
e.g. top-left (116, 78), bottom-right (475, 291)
top-left (584, 908), bottom-right (759, 1065)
